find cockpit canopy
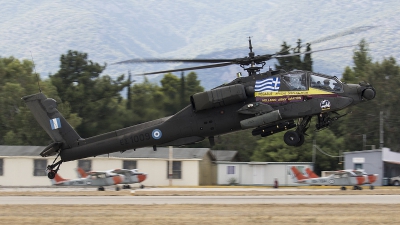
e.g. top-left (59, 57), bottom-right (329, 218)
top-left (280, 70), bottom-right (343, 92)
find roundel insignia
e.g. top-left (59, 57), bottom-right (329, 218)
top-left (329, 179), bottom-right (334, 184)
top-left (152, 129), bottom-right (162, 139)
top-left (320, 100), bottom-right (331, 110)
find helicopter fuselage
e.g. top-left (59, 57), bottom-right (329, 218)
top-left (58, 70), bottom-right (375, 162)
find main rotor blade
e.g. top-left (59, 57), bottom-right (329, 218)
top-left (275, 25), bottom-right (376, 55)
top-left (134, 62), bottom-right (233, 76)
top-left (307, 26), bottom-right (376, 46)
top-left (273, 44), bottom-right (360, 58)
top-left (112, 58), bottom-right (234, 65)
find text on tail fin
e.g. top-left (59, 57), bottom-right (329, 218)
top-left (305, 168), bottom-right (319, 178)
top-left (291, 166), bottom-right (308, 180)
top-left (53, 173), bottom-right (67, 183)
top-left (77, 168), bottom-right (88, 178)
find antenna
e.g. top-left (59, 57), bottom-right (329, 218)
top-left (248, 36), bottom-right (254, 57)
top-left (30, 51), bottom-right (42, 93)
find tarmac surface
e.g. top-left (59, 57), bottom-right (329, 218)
top-left (0, 187), bottom-right (360, 192)
top-left (1, 195), bottom-right (400, 204)
top-left (0, 187), bottom-right (399, 204)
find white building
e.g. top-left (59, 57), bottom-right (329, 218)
top-left (216, 161), bottom-right (313, 186)
top-left (0, 145), bottom-right (313, 187)
top-left (344, 148), bottom-right (400, 186)
top-left (0, 145), bottom-right (216, 187)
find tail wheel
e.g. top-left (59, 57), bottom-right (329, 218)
top-left (284, 131), bottom-right (300, 146)
top-left (47, 170), bottom-right (56, 179)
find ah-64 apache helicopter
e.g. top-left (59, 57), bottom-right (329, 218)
top-left (22, 29), bottom-right (376, 179)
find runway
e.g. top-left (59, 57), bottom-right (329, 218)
top-left (1, 195), bottom-right (400, 205)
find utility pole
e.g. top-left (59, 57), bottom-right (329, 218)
top-left (362, 134), bottom-right (366, 150)
top-left (169, 146), bottom-right (173, 186)
top-left (312, 137), bottom-right (316, 167)
top-left (380, 111), bottom-right (384, 149)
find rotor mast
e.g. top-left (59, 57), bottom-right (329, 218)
top-left (242, 37), bottom-right (265, 76)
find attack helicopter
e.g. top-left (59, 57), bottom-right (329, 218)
top-left (22, 28), bottom-right (376, 179)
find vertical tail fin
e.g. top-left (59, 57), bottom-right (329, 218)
top-left (305, 168), bottom-right (319, 178)
top-left (290, 166), bottom-right (308, 183)
top-left (51, 173), bottom-right (68, 185)
top-left (22, 93), bottom-right (82, 154)
top-left (76, 167), bottom-right (88, 178)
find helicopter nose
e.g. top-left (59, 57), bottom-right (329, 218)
top-left (362, 87), bottom-right (376, 100)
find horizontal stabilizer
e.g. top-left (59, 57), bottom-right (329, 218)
top-left (40, 142), bottom-right (62, 157)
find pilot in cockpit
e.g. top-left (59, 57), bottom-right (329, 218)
top-left (323, 79), bottom-right (332, 90)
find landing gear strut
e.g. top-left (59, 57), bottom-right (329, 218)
top-left (316, 112), bottom-right (349, 130)
top-left (283, 116), bottom-right (311, 147)
top-left (46, 153), bottom-right (63, 179)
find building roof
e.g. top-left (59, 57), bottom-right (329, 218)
top-left (343, 147), bottom-right (400, 164)
top-left (0, 145), bottom-right (214, 160)
top-left (105, 147), bottom-right (214, 160)
top-left (211, 150), bottom-right (238, 161)
top-left (0, 145), bottom-right (44, 156)
top-left (215, 161), bottom-right (312, 165)
top-left (343, 149), bottom-right (383, 155)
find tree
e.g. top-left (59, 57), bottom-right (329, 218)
top-left (274, 40), bottom-right (313, 71)
top-left (274, 42), bottom-right (292, 71)
top-left (50, 50), bottom-right (129, 137)
top-left (128, 77), bottom-right (166, 125)
top-left (340, 39), bottom-right (400, 152)
top-left (303, 43), bottom-right (313, 71)
top-left (184, 72), bottom-right (204, 102)
top-left (160, 73), bottom-right (181, 115)
top-left (0, 56), bottom-right (81, 145)
top-left (159, 72), bottom-right (204, 115)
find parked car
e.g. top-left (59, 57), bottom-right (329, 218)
top-left (390, 176), bottom-right (400, 186)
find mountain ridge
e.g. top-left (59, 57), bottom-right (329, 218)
top-left (1, 0), bottom-right (399, 90)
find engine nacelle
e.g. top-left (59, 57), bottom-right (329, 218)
top-left (190, 84), bottom-right (248, 111)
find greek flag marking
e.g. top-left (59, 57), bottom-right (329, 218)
top-left (50, 118), bottom-right (61, 130)
top-left (255, 77), bottom-right (280, 92)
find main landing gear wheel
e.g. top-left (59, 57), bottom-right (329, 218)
top-left (284, 131), bottom-right (299, 146)
top-left (340, 186), bottom-right (347, 191)
top-left (284, 116), bottom-right (312, 147)
top-left (294, 133), bottom-right (305, 147)
top-left (284, 131), bottom-right (304, 146)
top-left (370, 185), bottom-right (374, 190)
